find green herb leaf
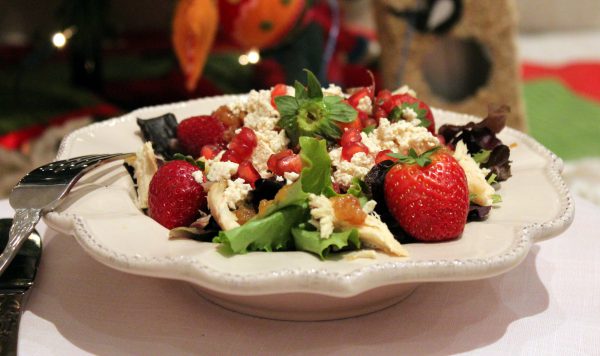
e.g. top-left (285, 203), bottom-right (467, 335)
top-left (389, 102), bottom-right (428, 127)
top-left (491, 194), bottom-right (502, 204)
top-left (473, 149), bottom-right (492, 164)
top-left (486, 173), bottom-right (498, 185)
top-left (362, 124), bottom-right (376, 134)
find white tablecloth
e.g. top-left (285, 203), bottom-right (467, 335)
top-left (0, 195), bottom-right (597, 356)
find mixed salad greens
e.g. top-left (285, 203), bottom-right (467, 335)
top-left (131, 70), bottom-right (513, 259)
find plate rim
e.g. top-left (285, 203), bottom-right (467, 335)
top-left (49, 95), bottom-right (575, 298)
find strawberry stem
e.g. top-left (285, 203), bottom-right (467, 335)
top-left (387, 146), bottom-right (441, 167)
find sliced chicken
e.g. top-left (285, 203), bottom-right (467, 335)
top-left (207, 181), bottom-right (240, 231)
top-left (339, 215), bottom-right (408, 257)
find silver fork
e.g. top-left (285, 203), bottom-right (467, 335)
top-left (0, 153), bottom-right (135, 274)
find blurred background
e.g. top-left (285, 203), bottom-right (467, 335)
top-left (1, 0), bottom-right (599, 203)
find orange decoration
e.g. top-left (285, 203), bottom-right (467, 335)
top-left (172, 0), bottom-right (219, 91)
top-left (219, 0), bottom-right (306, 50)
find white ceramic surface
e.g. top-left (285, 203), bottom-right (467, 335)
top-left (44, 95), bottom-right (574, 320)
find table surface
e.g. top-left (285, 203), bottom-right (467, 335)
top-left (1, 193), bottom-right (599, 356)
top-left (4, 30), bottom-right (600, 356)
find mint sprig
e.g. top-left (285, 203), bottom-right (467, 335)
top-left (275, 70), bottom-right (357, 145)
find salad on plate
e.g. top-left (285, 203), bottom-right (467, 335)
top-left (128, 70), bottom-right (512, 259)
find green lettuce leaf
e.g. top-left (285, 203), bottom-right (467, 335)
top-left (214, 205), bottom-right (308, 254)
top-left (255, 180), bottom-right (308, 218)
top-left (347, 177), bottom-right (369, 206)
top-left (299, 136), bottom-right (336, 197)
top-left (292, 224), bottom-right (360, 259)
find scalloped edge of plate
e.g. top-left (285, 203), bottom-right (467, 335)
top-left (49, 96), bottom-right (575, 298)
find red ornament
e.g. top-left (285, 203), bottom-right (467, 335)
top-left (218, 0), bottom-right (306, 50)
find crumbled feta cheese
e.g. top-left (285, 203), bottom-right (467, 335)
top-left (357, 96), bottom-right (373, 114)
top-left (206, 161), bottom-right (239, 182)
top-left (192, 170), bottom-right (204, 184)
top-left (392, 85), bottom-right (417, 98)
top-left (275, 175), bottom-right (285, 182)
top-left (329, 149), bottom-right (375, 188)
top-left (251, 129), bottom-right (289, 178)
top-left (402, 106), bottom-right (418, 121)
top-left (128, 142), bottom-right (158, 209)
top-left (323, 84), bottom-right (344, 97)
top-left (360, 132), bottom-right (382, 154)
top-left (453, 141), bottom-right (495, 206)
top-left (284, 171), bottom-right (300, 184)
top-left (228, 89), bottom-right (280, 131)
top-left (362, 200), bottom-right (377, 214)
top-left (223, 178), bottom-right (252, 210)
top-left (308, 194), bottom-right (335, 239)
top-left (365, 118), bottom-right (439, 155)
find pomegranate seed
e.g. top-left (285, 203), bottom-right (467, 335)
top-left (348, 88), bottom-right (369, 110)
top-left (270, 84), bottom-right (288, 108)
top-left (342, 142), bottom-right (369, 161)
top-left (221, 149), bottom-right (242, 163)
top-left (237, 161), bottom-right (261, 187)
top-left (375, 89), bottom-right (392, 106)
top-left (267, 149), bottom-right (293, 175)
top-left (200, 144), bottom-right (221, 160)
top-left (341, 128), bottom-right (362, 147)
top-left (373, 107), bottom-right (387, 121)
top-left (337, 115), bottom-right (362, 132)
top-left (332, 182), bottom-right (342, 194)
top-left (375, 149), bottom-right (396, 164)
top-left (228, 127), bottom-right (257, 160)
top-left (277, 153), bottom-right (302, 174)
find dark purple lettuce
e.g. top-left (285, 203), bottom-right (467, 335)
top-left (137, 113), bottom-right (179, 159)
top-left (467, 204), bottom-right (492, 222)
top-left (363, 161), bottom-right (417, 244)
top-left (438, 105), bottom-right (512, 182)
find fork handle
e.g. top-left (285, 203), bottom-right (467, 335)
top-left (0, 209), bottom-right (42, 275)
top-left (0, 291), bottom-right (26, 356)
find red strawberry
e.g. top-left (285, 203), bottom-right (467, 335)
top-left (148, 160), bottom-right (206, 229)
top-left (384, 147), bottom-right (469, 241)
top-left (177, 115), bottom-right (226, 157)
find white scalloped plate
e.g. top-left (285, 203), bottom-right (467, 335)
top-left (45, 95), bottom-right (574, 320)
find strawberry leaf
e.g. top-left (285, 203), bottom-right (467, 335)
top-left (387, 146), bottom-right (440, 167)
top-left (304, 69), bottom-right (323, 99)
top-left (275, 69), bottom-right (356, 144)
top-left (323, 95), bottom-right (357, 123)
top-left (172, 153), bottom-right (205, 170)
top-left (294, 80), bottom-right (308, 101)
